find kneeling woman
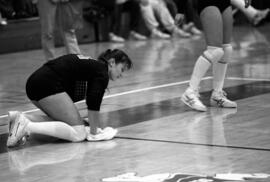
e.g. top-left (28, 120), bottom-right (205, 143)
top-left (7, 49), bottom-right (133, 147)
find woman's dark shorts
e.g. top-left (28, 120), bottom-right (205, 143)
top-left (26, 66), bottom-right (65, 101)
top-left (198, 0), bottom-right (231, 15)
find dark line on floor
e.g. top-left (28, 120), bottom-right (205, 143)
top-left (116, 136), bottom-right (270, 152)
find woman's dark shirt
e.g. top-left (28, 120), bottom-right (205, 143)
top-left (44, 54), bottom-right (109, 111)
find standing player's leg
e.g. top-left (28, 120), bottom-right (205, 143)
top-left (211, 5), bottom-right (237, 108)
top-left (181, 6), bottom-right (224, 111)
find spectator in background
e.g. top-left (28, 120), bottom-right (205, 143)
top-left (13, 0), bottom-right (38, 19)
top-left (140, 0), bottom-right (191, 39)
top-left (93, 0), bottom-right (147, 43)
top-left (164, 0), bottom-right (202, 35)
top-left (0, 0), bottom-right (38, 20)
top-left (0, 0), bottom-right (16, 20)
top-left (231, 0), bottom-right (269, 26)
top-left (34, 0), bottom-right (83, 61)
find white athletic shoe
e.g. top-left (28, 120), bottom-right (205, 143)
top-left (6, 111), bottom-right (30, 147)
top-left (86, 127), bottom-right (118, 141)
top-left (210, 90), bottom-right (237, 108)
top-left (129, 31), bottom-right (147, 41)
top-left (150, 29), bottom-right (171, 39)
top-left (109, 33), bottom-right (125, 43)
top-left (181, 88), bottom-right (207, 112)
top-left (172, 28), bottom-right (191, 38)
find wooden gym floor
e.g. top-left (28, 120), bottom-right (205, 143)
top-left (0, 23), bottom-right (270, 182)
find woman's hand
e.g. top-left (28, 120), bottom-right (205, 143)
top-left (244, 0), bottom-right (251, 8)
top-left (86, 127), bottom-right (118, 141)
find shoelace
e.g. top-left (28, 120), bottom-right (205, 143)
top-left (190, 90), bottom-right (201, 99)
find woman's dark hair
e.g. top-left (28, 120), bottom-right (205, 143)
top-left (98, 49), bottom-right (133, 70)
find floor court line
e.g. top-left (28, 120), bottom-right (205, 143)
top-left (116, 136), bottom-right (270, 152)
top-left (0, 76), bottom-right (269, 119)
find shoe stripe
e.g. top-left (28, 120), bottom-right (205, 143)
top-left (185, 95), bottom-right (196, 105)
top-left (14, 122), bottom-right (20, 137)
top-left (213, 98), bottom-right (225, 107)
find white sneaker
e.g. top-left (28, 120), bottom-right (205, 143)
top-left (7, 111), bottom-right (30, 147)
top-left (150, 29), bottom-right (171, 39)
top-left (87, 127), bottom-right (118, 141)
top-left (172, 28), bottom-right (191, 38)
top-left (210, 90), bottom-right (237, 108)
top-left (129, 31), bottom-right (147, 40)
top-left (109, 33), bottom-right (125, 43)
top-left (181, 88), bottom-right (207, 112)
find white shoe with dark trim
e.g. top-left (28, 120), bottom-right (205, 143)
top-left (7, 111), bottom-right (30, 147)
top-left (210, 90), bottom-right (237, 108)
top-left (181, 88), bottom-right (207, 112)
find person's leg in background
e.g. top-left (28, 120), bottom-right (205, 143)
top-left (151, 0), bottom-right (191, 38)
top-left (164, 0), bottom-right (178, 18)
top-left (139, 0), bottom-right (171, 39)
top-left (59, 1), bottom-right (82, 55)
top-left (110, 1), bottom-right (126, 42)
top-left (94, 0), bottom-right (125, 42)
top-left (172, 0), bottom-right (202, 35)
top-left (37, 0), bottom-right (57, 61)
top-left (184, 0), bottom-right (202, 35)
top-left (231, 0), bottom-right (269, 26)
top-left (123, 0), bottom-right (147, 40)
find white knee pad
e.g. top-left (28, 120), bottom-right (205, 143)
top-left (71, 126), bottom-right (87, 142)
top-left (202, 46), bottom-right (224, 64)
top-left (220, 44), bottom-right (233, 64)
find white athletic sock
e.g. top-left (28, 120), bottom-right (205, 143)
top-left (189, 55), bottom-right (211, 90)
top-left (213, 62), bottom-right (227, 92)
top-left (212, 44), bottom-right (231, 91)
top-left (27, 122), bottom-right (85, 142)
top-left (189, 46), bottom-right (224, 91)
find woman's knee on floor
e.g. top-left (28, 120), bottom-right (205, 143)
top-left (71, 125), bottom-right (87, 142)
